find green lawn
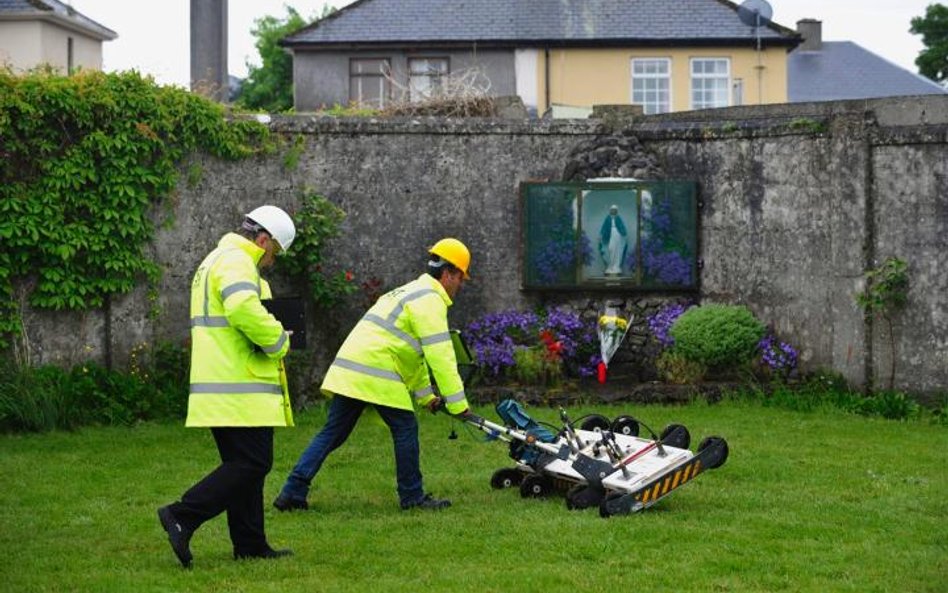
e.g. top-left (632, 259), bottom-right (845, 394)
top-left (1, 401), bottom-right (945, 593)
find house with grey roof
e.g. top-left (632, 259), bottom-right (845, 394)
top-left (788, 20), bottom-right (946, 103)
top-left (281, 0), bottom-right (800, 115)
top-left (0, 0), bottom-right (116, 74)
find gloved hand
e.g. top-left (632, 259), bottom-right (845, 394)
top-left (426, 396), bottom-right (444, 414)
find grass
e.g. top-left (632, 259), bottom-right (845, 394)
top-left (1, 400), bottom-right (945, 593)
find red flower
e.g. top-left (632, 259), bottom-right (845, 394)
top-left (539, 329), bottom-right (555, 345)
top-left (539, 329), bottom-right (563, 361)
top-left (345, 270), bottom-right (354, 282)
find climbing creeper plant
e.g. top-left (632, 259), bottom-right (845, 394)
top-left (281, 190), bottom-right (358, 308)
top-left (0, 68), bottom-right (271, 349)
top-left (856, 256), bottom-right (909, 390)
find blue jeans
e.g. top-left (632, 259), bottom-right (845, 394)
top-left (279, 395), bottom-right (424, 506)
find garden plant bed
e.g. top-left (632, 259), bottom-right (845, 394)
top-left (468, 381), bottom-right (744, 406)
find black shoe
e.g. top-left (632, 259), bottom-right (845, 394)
top-left (157, 506), bottom-right (193, 568)
top-left (273, 494), bottom-right (309, 512)
top-left (400, 493), bottom-right (452, 510)
top-left (234, 547), bottom-right (294, 560)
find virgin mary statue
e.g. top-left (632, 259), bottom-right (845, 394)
top-left (599, 204), bottom-right (628, 275)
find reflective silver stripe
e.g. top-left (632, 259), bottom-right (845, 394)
top-left (443, 390), bottom-right (466, 404)
top-left (189, 382), bottom-right (283, 395)
top-left (261, 331), bottom-right (288, 354)
top-left (203, 249), bottom-right (232, 320)
top-left (190, 316), bottom-right (230, 328)
top-left (386, 288), bottom-right (438, 323)
top-left (363, 314), bottom-right (422, 355)
top-left (332, 357), bottom-right (402, 382)
top-left (413, 385), bottom-right (434, 399)
top-left (221, 281), bottom-right (260, 301)
top-left (420, 331), bottom-right (451, 346)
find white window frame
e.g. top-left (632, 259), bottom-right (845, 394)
top-left (349, 58), bottom-right (392, 108)
top-left (690, 57), bottom-right (731, 110)
top-left (408, 57), bottom-right (449, 102)
top-left (630, 58), bottom-right (672, 115)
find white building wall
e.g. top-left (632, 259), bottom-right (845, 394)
top-left (0, 21), bottom-right (43, 71)
top-left (0, 20), bottom-right (103, 73)
top-left (515, 48), bottom-right (539, 114)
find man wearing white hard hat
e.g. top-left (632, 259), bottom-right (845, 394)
top-left (158, 206), bottom-right (296, 568)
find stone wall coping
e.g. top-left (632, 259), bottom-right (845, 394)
top-left (242, 94), bottom-right (948, 142)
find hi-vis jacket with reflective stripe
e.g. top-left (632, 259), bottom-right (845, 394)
top-left (186, 233), bottom-right (293, 427)
top-left (320, 273), bottom-right (469, 415)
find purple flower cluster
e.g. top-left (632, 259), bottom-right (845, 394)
top-left (641, 194), bottom-right (693, 287)
top-left (580, 232), bottom-right (595, 266)
top-left (577, 353), bottom-right (602, 378)
top-left (465, 310), bottom-right (538, 375)
top-left (647, 303), bottom-right (691, 348)
top-left (465, 308), bottom-right (599, 378)
top-left (757, 333), bottom-right (798, 375)
top-left (643, 238), bottom-right (692, 286)
top-left (529, 197), bottom-right (578, 284)
top-left (533, 239), bottom-right (575, 284)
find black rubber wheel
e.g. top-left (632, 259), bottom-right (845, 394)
top-left (490, 467), bottom-right (524, 489)
top-left (598, 491), bottom-right (625, 518)
top-left (579, 414), bottom-right (611, 432)
top-left (697, 436), bottom-right (730, 469)
top-left (659, 423), bottom-right (691, 449)
top-left (611, 415), bottom-right (640, 437)
top-left (519, 473), bottom-right (553, 498)
top-left (565, 484), bottom-right (605, 510)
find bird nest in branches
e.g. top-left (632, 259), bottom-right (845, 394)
top-left (379, 66), bottom-right (498, 117)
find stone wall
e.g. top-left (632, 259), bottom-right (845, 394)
top-left (11, 96), bottom-right (948, 398)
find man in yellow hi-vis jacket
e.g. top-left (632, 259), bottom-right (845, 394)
top-left (158, 206), bottom-right (296, 568)
top-left (274, 238), bottom-right (472, 512)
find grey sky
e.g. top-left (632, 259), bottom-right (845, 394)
top-left (70, 0), bottom-right (935, 88)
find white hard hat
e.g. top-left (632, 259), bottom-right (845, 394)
top-left (245, 205), bottom-right (296, 251)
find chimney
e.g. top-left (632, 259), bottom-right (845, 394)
top-left (190, 0), bottom-right (229, 101)
top-left (797, 19), bottom-right (822, 51)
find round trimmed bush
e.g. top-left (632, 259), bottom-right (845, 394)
top-left (669, 304), bottom-right (766, 369)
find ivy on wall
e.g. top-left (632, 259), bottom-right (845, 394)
top-left (0, 68), bottom-right (271, 349)
top-left (282, 191), bottom-right (358, 308)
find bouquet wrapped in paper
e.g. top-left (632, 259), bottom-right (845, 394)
top-left (597, 307), bottom-right (633, 383)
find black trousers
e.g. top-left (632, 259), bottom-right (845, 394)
top-left (169, 427), bottom-right (274, 554)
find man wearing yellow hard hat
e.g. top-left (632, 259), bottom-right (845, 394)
top-left (274, 238), bottom-right (472, 511)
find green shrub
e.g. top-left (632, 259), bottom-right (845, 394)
top-left (732, 370), bottom-right (926, 422)
top-left (655, 351), bottom-right (707, 384)
top-left (669, 304), bottom-right (765, 369)
top-left (512, 346), bottom-right (562, 386)
top-left (0, 341), bottom-right (189, 433)
top-left (931, 396), bottom-right (948, 426)
top-left (131, 340), bottom-right (189, 419)
top-left (852, 390), bottom-right (919, 421)
top-left (0, 365), bottom-right (82, 432)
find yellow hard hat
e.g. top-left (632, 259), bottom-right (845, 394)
top-left (429, 237), bottom-right (471, 279)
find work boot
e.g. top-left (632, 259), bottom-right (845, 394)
top-left (400, 493), bottom-right (451, 510)
top-left (157, 506), bottom-right (193, 568)
top-left (234, 547), bottom-right (294, 560)
top-left (272, 494), bottom-right (309, 512)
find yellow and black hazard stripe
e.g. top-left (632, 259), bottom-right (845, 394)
top-left (633, 457), bottom-right (704, 505)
